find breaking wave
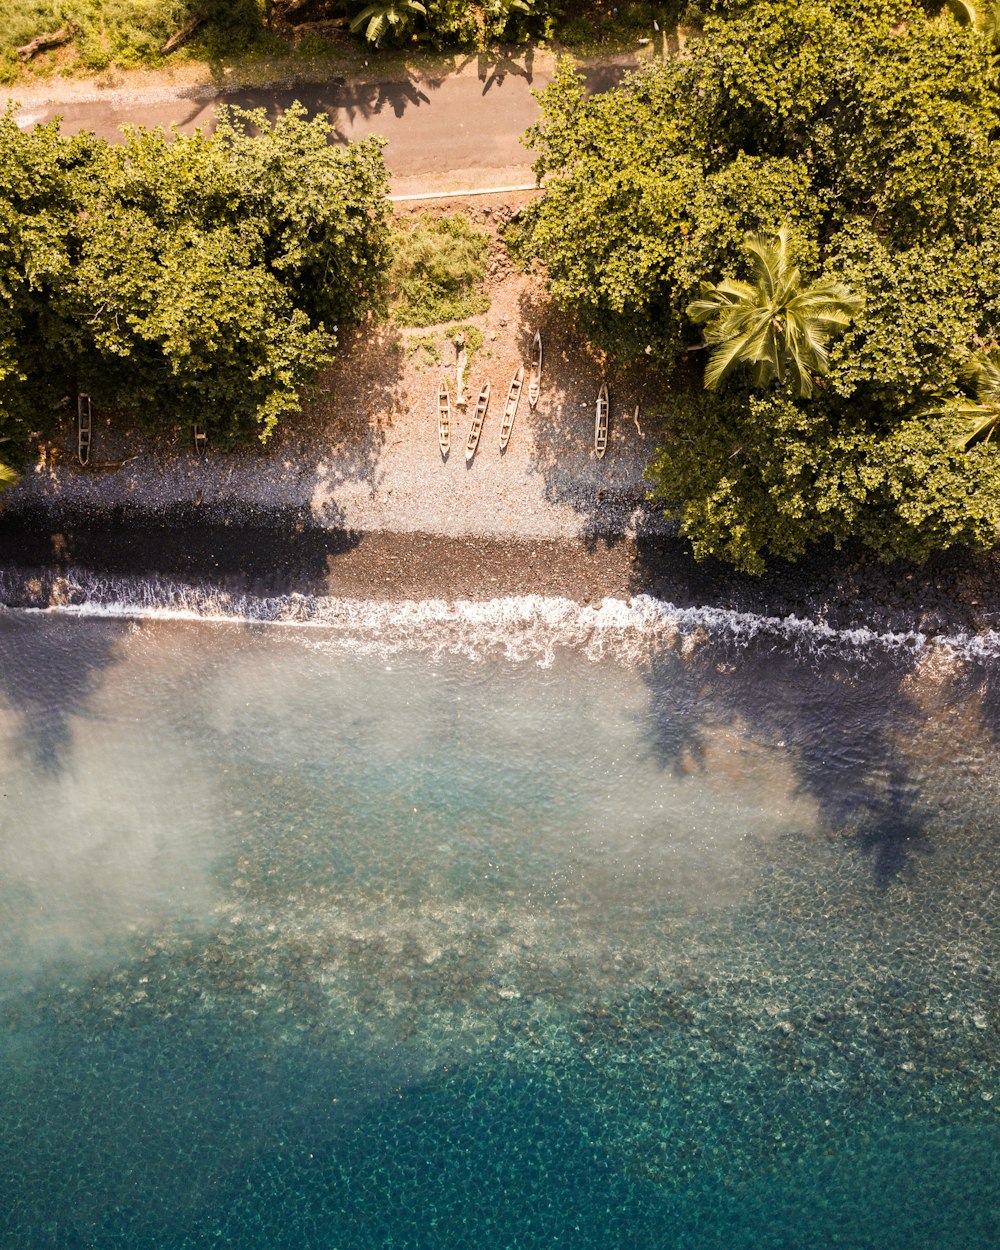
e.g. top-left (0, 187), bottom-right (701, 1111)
top-left (2, 567), bottom-right (1000, 666)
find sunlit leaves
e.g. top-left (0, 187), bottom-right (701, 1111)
top-left (687, 227), bottom-right (861, 398)
top-left (0, 103), bottom-right (391, 448)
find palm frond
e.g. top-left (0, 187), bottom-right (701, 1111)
top-left (686, 226), bottom-right (859, 398)
top-left (969, 350), bottom-right (1000, 405)
top-left (945, 0), bottom-right (978, 23)
top-left (956, 409), bottom-right (1000, 449)
top-left (744, 226), bottom-right (790, 302)
top-left (703, 331), bottom-right (755, 391)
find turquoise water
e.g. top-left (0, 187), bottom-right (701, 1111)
top-left (0, 597), bottom-right (997, 1248)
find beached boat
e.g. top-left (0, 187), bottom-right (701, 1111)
top-left (192, 424), bottom-right (208, 456)
top-left (527, 331), bottom-right (542, 409)
top-left (438, 380), bottom-right (450, 457)
top-left (595, 382), bottom-right (609, 459)
top-left (499, 366), bottom-right (524, 452)
top-left (466, 381), bottom-right (491, 463)
top-left (77, 393), bottom-right (91, 467)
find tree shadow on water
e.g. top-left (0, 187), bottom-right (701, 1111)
top-left (640, 632), bottom-right (931, 889)
top-left (0, 612), bottom-right (128, 778)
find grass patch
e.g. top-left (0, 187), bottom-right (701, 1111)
top-left (407, 333), bottom-right (442, 366)
top-left (556, 1), bottom-right (681, 50)
top-left (390, 212), bottom-right (490, 327)
top-left (449, 324), bottom-right (485, 364)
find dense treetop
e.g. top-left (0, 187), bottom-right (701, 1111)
top-left (0, 103), bottom-right (390, 474)
top-left (518, 0), bottom-right (1000, 570)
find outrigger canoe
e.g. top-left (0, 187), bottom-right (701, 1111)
top-left (499, 366), bottom-right (524, 452)
top-left (77, 393), bottom-right (91, 467)
top-left (466, 381), bottom-right (490, 463)
top-left (527, 331), bottom-right (542, 409)
top-left (595, 382), bottom-right (609, 459)
top-left (438, 380), bottom-right (450, 457)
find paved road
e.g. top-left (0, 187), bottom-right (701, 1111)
top-left (7, 53), bottom-right (636, 196)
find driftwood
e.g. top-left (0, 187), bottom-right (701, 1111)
top-left (160, 14), bottom-right (206, 56)
top-left (17, 27), bottom-right (71, 61)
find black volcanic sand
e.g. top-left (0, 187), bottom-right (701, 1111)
top-left (2, 503), bottom-right (1000, 638)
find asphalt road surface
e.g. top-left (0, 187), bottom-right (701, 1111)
top-left (7, 53), bottom-right (635, 196)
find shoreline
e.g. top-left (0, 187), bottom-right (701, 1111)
top-left (2, 503), bottom-right (1000, 642)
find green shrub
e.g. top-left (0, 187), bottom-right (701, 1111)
top-left (0, 103), bottom-right (391, 447)
top-left (390, 213), bottom-right (490, 326)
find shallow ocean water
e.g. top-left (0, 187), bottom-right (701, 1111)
top-left (0, 593), bottom-right (997, 1249)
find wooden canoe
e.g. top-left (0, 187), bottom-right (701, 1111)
top-left (77, 393), bottom-right (91, 467)
top-left (192, 424), bottom-right (208, 455)
top-left (438, 379), bottom-right (450, 457)
top-left (595, 382), bottom-right (609, 459)
top-left (527, 330), bottom-right (542, 409)
top-left (499, 366), bottom-right (524, 451)
top-left (466, 381), bottom-right (490, 463)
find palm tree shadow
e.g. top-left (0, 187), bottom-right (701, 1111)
top-left (222, 74), bottom-right (447, 140)
top-left (478, 44), bottom-right (535, 93)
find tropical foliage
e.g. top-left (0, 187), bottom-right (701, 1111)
top-left (0, 104), bottom-right (390, 453)
top-left (390, 212), bottom-right (490, 326)
top-left (0, 2), bottom-right (677, 76)
top-left (945, 0), bottom-right (1000, 46)
top-left (686, 228), bottom-right (861, 398)
top-left (518, 0), bottom-right (1000, 571)
top-left (349, 0), bottom-right (427, 47)
top-left (922, 351), bottom-right (1000, 449)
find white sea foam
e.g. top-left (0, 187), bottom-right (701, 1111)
top-left (3, 568), bottom-right (1000, 666)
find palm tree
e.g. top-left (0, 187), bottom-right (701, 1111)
top-left (945, 1), bottom-right (1000, 48)
top-left (923, 349), bottom-right (1000, 449)
top-left (686, 227), bottom-right (862, 399)
top-left (0, 461), bottom-right (16, 492)
top-left (349, 0), bottom-right (427, 47)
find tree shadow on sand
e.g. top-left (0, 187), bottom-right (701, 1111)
top-left (516, 289), bottom-right (662, 549)
top-left (285, 319), bottom-right (408, 529)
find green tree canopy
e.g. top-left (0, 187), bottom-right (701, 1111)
top-left (519, 0), bottom-right (1000, 572)
top-left (0, 103), bottom-right (390, 453)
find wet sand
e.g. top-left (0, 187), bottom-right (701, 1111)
top-left (2, 502), bottom-right (1000, 642)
